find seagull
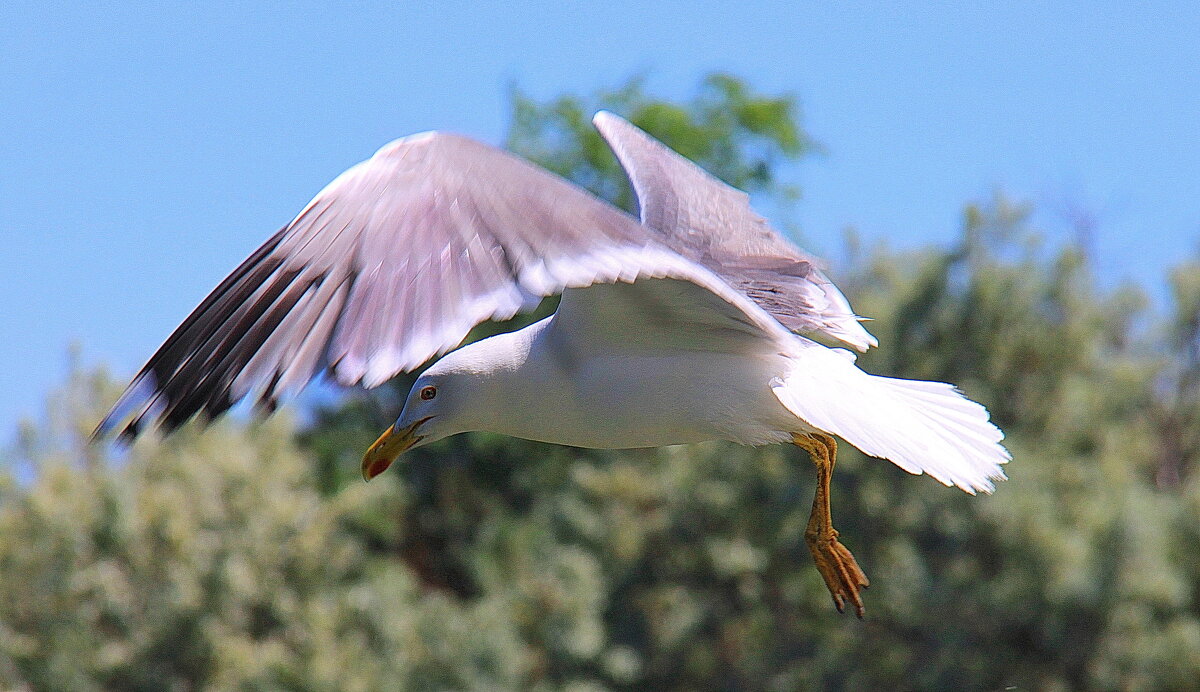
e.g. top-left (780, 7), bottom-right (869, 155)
top-left (95, 111), bottom-right (1009, 617)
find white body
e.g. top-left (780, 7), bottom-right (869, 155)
top-left (465, 317), bottom-right (802, 449)
top-left (412, 303), bottom-right (1008, 495)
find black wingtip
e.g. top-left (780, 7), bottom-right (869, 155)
top-left (116, 420), bottom-right (141, 446)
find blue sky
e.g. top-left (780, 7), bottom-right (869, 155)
top-left (1, 3), bottom-right (1197, 440)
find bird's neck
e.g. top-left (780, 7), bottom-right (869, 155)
top-left (433, 317), bottom-right (552, 435)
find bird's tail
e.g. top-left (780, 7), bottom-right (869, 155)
top-left (772, 346), bottom-right (1009, 494)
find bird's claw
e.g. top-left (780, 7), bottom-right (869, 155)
top-left (806, 529), bottom-right (869, 618)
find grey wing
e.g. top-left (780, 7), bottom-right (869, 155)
top-left (592, 111), bottom-right (877, 351)
top-left (551, 262), bottom-right (797, 359)
top-left (96, 131), bottom-right (687, 441)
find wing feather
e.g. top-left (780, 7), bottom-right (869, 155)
top-left (593, 111), bottom-right (877, 351)
top-left (96, 131), bottom-right (703, 439)
top-left (97, 119), bottom-right (850, 441)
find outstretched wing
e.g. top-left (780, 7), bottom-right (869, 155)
top-left (96, 131), bottom-right (696, 441)
top-left (592, 111), bottom-right (877, 351)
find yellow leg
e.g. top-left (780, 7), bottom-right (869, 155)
top-left (793, 432), bottom-right (870, 618)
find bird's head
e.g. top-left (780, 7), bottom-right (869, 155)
top-left (360, 337), bottom-right (520, 481)
top-left (360, 369), bottom-right (464, 480)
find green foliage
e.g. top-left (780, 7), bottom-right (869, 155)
top-left (3, 74), bottom-right (1200, 690)
top-left (507, 73), bottom-right (810, 214)
top-left (0, 373), bottom-right (534, 690)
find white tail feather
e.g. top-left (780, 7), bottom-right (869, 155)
top-left (772, 346), bottom-right (1010, 494)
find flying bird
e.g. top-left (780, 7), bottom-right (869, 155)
top-left (95, 111), bottom-right (1009, 617)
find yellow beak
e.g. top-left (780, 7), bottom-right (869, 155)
top-left (361, 417), bottom-right (430, 481)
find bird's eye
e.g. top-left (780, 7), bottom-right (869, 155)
top-left (419, 385), bottom-right (437, 400)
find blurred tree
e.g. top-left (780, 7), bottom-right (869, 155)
top-left (506, 72), bottom-right (812, 215)
top-left (1151, 257), bottom-right (1200, 488)
top-left (296, 75), bottom-right (1200, 689)
top-left (4, 74), bottom-right (1199, 690)
top-left (0, 370), bottom-right (537, 690)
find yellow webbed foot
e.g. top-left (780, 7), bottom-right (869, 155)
top-left (793, 432), bottom-right (870, 618)
top-left (805, 524), bottom-right (870, 618)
